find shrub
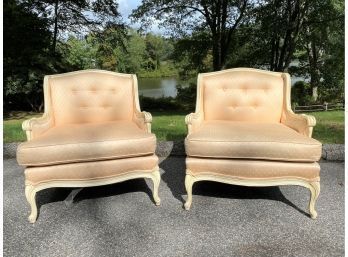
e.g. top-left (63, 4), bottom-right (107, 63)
top-left (139, 95), bottom-right (181, 111)
top-left (139, 82), bottom-right (197, 112)
top-left (176, 83), bottom-right (196, 112)
top-left (291, 81), bottom-right (313, 106)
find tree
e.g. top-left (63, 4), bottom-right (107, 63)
top-left (26, 0), bottom-right (121, 53)
top-left (126, 31), bottom-right (147, 72)
top-left (291, 81), bottom-right (312, 106)
top-left (62, 35), bottom-right (98, 69)
top-left (172, 30), bottom-right (213, 76)
top-left (92, 23), bottom-right (128, 71)
top-left (289, 0), bottom-right (344, 101)
top-left (144, 34), bottom-right (165, 70)
top-left (92, 28), bottom-right (147, 73)
top-left (224, 24), bottom-right (266, 68)
top-left (300, 0), bottom-right (344, 101)
top-left (255, 0), bottom-right (310, 72)
top-left (112, 30), bottom-right (147, 73)
top-left (132, 0), bottom-right (252, 71)
top-left (4, 0), bottom-right (66, 112)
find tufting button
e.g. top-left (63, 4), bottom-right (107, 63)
top-left (229, 101), bottom-right (238, 108)
top-left (251, 101), bottom-right (259, 108)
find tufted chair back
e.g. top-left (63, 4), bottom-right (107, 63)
top-left (45, 70), bottom-right (137, 126)
top-left (198, 68), bottom-right (285, 123)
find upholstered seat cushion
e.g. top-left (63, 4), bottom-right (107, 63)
top-left (185, 121), bottom-right (322, 162)
top-left (17, 121), bottom-right (156, 166)
top-left (25, 155), bottom-right (159, 185)
top-left (186, 158), bottom-right (320, 181)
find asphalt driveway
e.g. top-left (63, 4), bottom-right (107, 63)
top-left (3, 157), bottom-right (345, 257)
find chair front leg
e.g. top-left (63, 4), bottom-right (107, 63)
top-left (25, 184), bottom-right (38, 223)
top-left (184, 173), bottom-right (196, 210)
top-left (308, 181), bottom-right (320, 219)
top-left (150, 169), bottom-right (161, 206)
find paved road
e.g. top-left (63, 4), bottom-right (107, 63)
top-left (3, 158), bottom-right (344, 257)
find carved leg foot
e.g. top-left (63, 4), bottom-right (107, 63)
top-left (308, 181), bottom-right (320, 219)
top-left (184, 174), bottom-right (195, 210)
top-left (25, 184), bottom-right (38, 223)
top-left (151, 169), bottom-right (161, 206)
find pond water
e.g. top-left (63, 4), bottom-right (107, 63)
top-left (138, 77), bottom-right (190, 98)
top-left (138, 75), bottom-right (304, 99)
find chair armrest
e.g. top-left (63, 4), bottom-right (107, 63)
top-left (133, 111), bottom-right (153, 133)
top-left (281, 110), bottom-right (316, 137)
top-left (22, 113), bottom-right (54, 141)
top-left (185, 112), bottom-right (203, 135)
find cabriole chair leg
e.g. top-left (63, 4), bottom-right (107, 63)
top-left (184, 174), bottom-right (195, 210)
top-left (25, 184), bottom-right (38, 223)
top-left (308, 181), bottom-right (320, 219)
top-left (151, 169), bottom-right (161, 206)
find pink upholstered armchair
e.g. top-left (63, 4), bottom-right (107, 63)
top-left (17, 70), bottom-right (161, 223)
top-left (184, 68), bottom-right (322, 218)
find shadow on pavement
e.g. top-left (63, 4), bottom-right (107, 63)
top-left (73, 179), bottom-right (154, 204)
top-left (159, 141), bottom-right (310, 217)
top-left (34, 178), bottom-right (155, 220)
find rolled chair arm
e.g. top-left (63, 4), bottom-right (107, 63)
top-left (22, 113), bottom-right (53, 141)
top-left (281, 110), bottom-right (316, 138)
top-left (133, 111), bottom-right (153, 133)
top-left (185, 112), bottom-right (203, 135)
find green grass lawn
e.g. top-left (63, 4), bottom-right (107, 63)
top-left (3, 112), bottom-right (41, 143)
top-left (311, 110), bottom-right (345, 144)
top-left (3, 110), bottom-right (344, 144)
top-left (151, 112), bottom-right (187, 141)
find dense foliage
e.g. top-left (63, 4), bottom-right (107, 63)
top-left (4, 0), bottom-right (65, 112)
top-left (4, 0), bottom-right (344, 112)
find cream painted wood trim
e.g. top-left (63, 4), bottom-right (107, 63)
top-left (184, 171), bottom-right (320, 219)
top-left (195, 73), bottom-right (204, 113)
top-left (185, 112), bottom-right (203, 135)
top-left (46, 69), bottom-right (134, 79)
top-left (25, 169), bottom-right (161, 223)
top-left (281, 73), bottom-right (316, 137)
top-left (200, 68), bottom-right (284, 78)
top-left (134, 110), bottom-right (152, 133)
top-left (22, 76), bottom-right (54, 141)
top-left (132, 74), bottom-right (141, 112)
top-left (132, 74), bottom-right (153, 133)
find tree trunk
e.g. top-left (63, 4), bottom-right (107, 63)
top-left (52, 0), bottom-right (59, 54)
top-left (307, 39), bottom-right (319, 102)
top-left (269, 0), bottom-right (308, 72)
top-left (312, 86), bottom-right (318, 101)
top-left (212, 37), bottom-right (222, 71)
